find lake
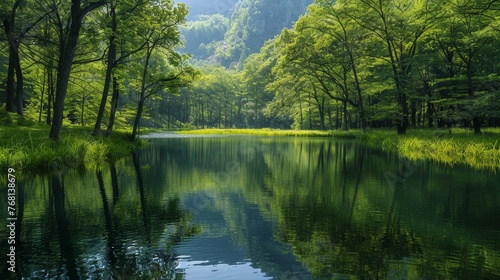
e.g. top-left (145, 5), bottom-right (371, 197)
top-left (1, 134), bottom-right (499, 279)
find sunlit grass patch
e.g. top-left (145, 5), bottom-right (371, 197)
top-left (370, 128), bottom-right (500, 170)
top-left (0, 123), bottom-right (139, 174)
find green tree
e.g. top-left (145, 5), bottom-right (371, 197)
top-left (275, 19), bottom-right (360, 130)
top-left (128, 1), bottom-right (196, 140)
top-left (1, 0), bottom-right (52, 115)
top-left (345, 0), bottom-right (442, 134)
top-left (92, 0), bottom-right (157, 136)
top-left (241, 40), bottom-right (278, 128)
top-left (434, 0), bottom-right (498, 133)
top-left (48, 0), bottom-right (106, 141)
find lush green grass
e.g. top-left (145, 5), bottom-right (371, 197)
top-left (0, 112), bottom-right (142, 174)
top-left (177, 127), bottom-right (500, 170)
top-left (365, 128), bottom-right (500, 170)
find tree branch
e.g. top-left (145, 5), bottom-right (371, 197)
top-left (80, 0), bottom-right (106, 19)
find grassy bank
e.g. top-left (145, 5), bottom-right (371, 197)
top-left (177, 128), bottom-right (500, 170)
top-left (366, 128), bottom-right (500, 170)
top-left (0, 116), bottom-right (142, 174)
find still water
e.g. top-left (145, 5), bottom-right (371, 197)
top-left (1, 134), bottom-right (499, 279)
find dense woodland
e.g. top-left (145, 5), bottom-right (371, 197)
top-left (1, 0), bottom-right (500, 140)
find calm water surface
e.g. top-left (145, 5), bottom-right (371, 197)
top-left (1, 134), bottom-right (499, 279)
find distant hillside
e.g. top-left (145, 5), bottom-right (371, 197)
top-left (179, 0), bottom-right (313, 67)
top-left (217, 0), bottom-right (313, 67)
top-left (180, 0), bottom-right (239, 20)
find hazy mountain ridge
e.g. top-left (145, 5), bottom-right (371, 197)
top-left (179, 0), bottom-right (240, 20)
top-left (179, 0), bottom-right (313, 67)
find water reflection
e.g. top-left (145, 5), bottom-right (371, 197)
top-left (1, 136), bottom-right (499, 279)
top-left (1, 154), bottom-right (199, 279)
top-left (137, 136), bottom-right (499, 279)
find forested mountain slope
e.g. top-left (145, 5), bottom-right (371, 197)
top-left (181, 0), bottom-right (239, 20)
top-left (180, 0), bottom-right (313, 66)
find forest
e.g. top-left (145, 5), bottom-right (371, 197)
top-left (176, 0), bottom-right (500, 134)
top-left (1, 0), bottom-right (500, 143)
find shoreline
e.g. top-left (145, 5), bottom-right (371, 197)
top-left (177, 128), bottom-right (500, 170)
top-left (0, 125), bottom-right (142, 176)
top-left (2, 126), bottom-right (498, 175)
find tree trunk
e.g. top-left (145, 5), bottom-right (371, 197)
top-left (466, 57), bottom-right (481, 134)
top-left (335, 104), bottom-right (339, 129)
top-left (342, 100), bottom-right (348, 131)
top-left (472, 117), bottom-right (481, 134)
top-left (3, 16), bottom-right (23, 114)
top-left (318, 98), bottom-right (326, 130)
top-left (396, 92), bottom-right (408, 135)
top-left (411, 100), bottom-right (417, 127)
top-left (46, 66), bottom-right (54, 125)
top-left (13, 47), bottom-right (23, 115)
top-left (80, 97), bottom-right (85, 126)
top-left (5, 49), bottom-right (16, 113)
top-left (298, 97), bottom-right (303, 129)
top-left (106, 76), bottom-right (120, 136)
top-left (131, 97), bottom-right (144, 140)
top-left (348, 49), bottom-right (366, 129)
top-left (49, 19), bottom-right (81, 142)
top-left (131, 47), bottom-right (152, 140)
top-left (49, 0), bottom-right (105, 141)
top-left (38, 70), bottom-right (45, 122)
top-left (319, 111), bottom-right (326, 130)
top-left (93, 1), bottom-right (117, 136)
top-left (427, 98), bottom-right (433, 128)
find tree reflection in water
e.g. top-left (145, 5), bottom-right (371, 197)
top-left (0, 155), bottom-right (200, 279)
top-left (2, 137), bottom-right (499, 279)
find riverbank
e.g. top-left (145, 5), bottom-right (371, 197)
top-left (0, 122), bottom-right (142, 174)
top-left (367, 128), bottom-right (500, 170)
top-left (177, 128), bottom-right (500, 170)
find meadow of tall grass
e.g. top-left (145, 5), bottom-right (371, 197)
top-left (366, 128), bottom-right (500, 170)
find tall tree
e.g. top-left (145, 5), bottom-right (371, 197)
top-left (1, 0), bottom-right (52, 115)
top-left (312, 1), bottom-right (367, 129)
top-left (48, 0), bottom-right (106, 142)
top-left (346, 0), bottom-right (442, 134)
top-left (92, 0), bottom-right (151, 136)
top-left (129, 2), bottom-right (196, 140)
